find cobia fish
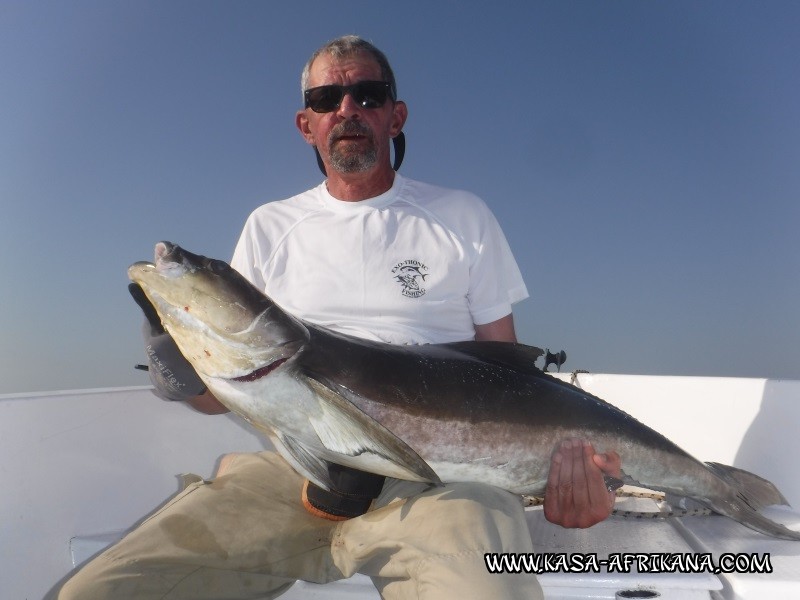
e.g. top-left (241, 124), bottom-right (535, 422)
top-left (128, 241), bottom-right (800, 540)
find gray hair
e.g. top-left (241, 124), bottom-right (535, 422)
top-left (300, 35), bottom-right (397, 101)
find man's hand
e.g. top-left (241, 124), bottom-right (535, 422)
top-left (543, 438), bottom-right (622, 529)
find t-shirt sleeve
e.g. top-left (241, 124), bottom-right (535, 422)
top-left (467, 201), bottom-right (529, 326)
top-left (230, 212), bottom-right (268, 291)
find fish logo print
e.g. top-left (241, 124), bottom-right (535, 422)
top-left (392, 260), bottom-right (429, 298)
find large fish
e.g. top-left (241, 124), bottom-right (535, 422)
top-left (128, 242), bottom-right (800, 540)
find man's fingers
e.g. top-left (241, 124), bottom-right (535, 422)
top-left (558, 440), bottom-right (577, 495)
top-left (579, 440), bottom-right (609, 509)
top-left (593, 450), bottom-right (622, 478)
top-left (545, 439), bottom-right (623, 528)
top-left (592, 449), bottom-right (622, 509)
top-left (544, 442), bottom-right (565, 523)
top-left (568, 440), bottom-right (591, 513)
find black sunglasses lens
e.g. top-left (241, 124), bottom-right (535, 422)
top-left (306, 86), bottom-right (344, 113)
top-left (305, 82), bottom-right (391, 113)
top-left (351, 82), bottom-right (389, 108)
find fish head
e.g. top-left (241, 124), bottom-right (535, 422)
top-left (128, 241), bottom-right (308, 381)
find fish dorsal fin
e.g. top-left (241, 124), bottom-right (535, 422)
top-left (440, 341), bottom-right (545, 374)
top-left (303, 375), bottom-right (442, 485)
top-left (705, 462), bottom-right (789, 508)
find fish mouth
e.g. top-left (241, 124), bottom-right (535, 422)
top-left (230, 357), bottom-right (289, 382)
top-left (127, 242), bottom-right (188, 281)
top-left (128, 260), bottom-right (155, 277)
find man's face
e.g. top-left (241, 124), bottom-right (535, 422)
top-left (296, 52), bottom-right (406, 175)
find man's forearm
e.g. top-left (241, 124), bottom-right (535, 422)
top-left (186, 389), bottom-right (230, 415)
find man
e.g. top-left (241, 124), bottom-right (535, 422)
top-left (55, 36), bottom-right (620, 600)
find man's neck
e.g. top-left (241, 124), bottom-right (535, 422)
top-left (325, 167), bottom-right (395, 202)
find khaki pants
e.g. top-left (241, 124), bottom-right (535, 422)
top-left (55, 452), bottom-right (542, 599)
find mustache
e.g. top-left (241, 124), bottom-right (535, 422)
top-left (329, 120), bottom-right (374, 142)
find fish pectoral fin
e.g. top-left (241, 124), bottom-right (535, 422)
top-left (270, 430), bottom-right (338, 491)
top-left (304, 376), bottom-right (441, 485)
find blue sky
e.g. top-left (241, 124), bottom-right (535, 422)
top-left (2, 1), bottom-right (799, 394)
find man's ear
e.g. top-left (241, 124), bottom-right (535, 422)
top-left (296, 110), bottom-right (316, 145)
top-left (390, 101), bottom-right (408, 138)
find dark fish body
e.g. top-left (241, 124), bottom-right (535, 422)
top-left (128, 242), bottom-right (800, 540)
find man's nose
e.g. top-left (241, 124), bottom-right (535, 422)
top-left (336, 91), bottom-right (363, 119)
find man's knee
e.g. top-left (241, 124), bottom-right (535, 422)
top-left (347, 481), bottom-right (531, 554)
top-left (49, 563), bottom-right (108, 600)
top-left (215, 452), bottom-right (244, 477)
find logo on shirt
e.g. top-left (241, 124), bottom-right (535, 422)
top-left (392, 260), bottom-right (429, 298)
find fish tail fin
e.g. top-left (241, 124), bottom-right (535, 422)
top-left (705, 462), bottom-right (800, 540)
top-left (705, 462), bottom-right (789, 508)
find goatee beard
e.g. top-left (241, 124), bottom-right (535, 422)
top-left (327, 121), bottom-right (378, 173)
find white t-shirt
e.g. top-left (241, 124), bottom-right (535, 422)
top-left (231, 174), bottom-right (528, 345)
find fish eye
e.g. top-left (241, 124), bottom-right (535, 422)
top-left (204, 258), bottom-right (230, 273)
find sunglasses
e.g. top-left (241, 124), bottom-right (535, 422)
top-left (304, 81), bottom-right (395, 113)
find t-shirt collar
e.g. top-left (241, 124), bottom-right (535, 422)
top-left (320, 174), bottom-right (404, 212)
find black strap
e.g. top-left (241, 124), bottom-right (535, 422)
top-left (392, 131), bottom-right (405, 171)
top-left (304, 464), bottom-right (386, 520)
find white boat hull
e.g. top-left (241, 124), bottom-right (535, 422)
top-left (3, 373), bottom-right (799, 599)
